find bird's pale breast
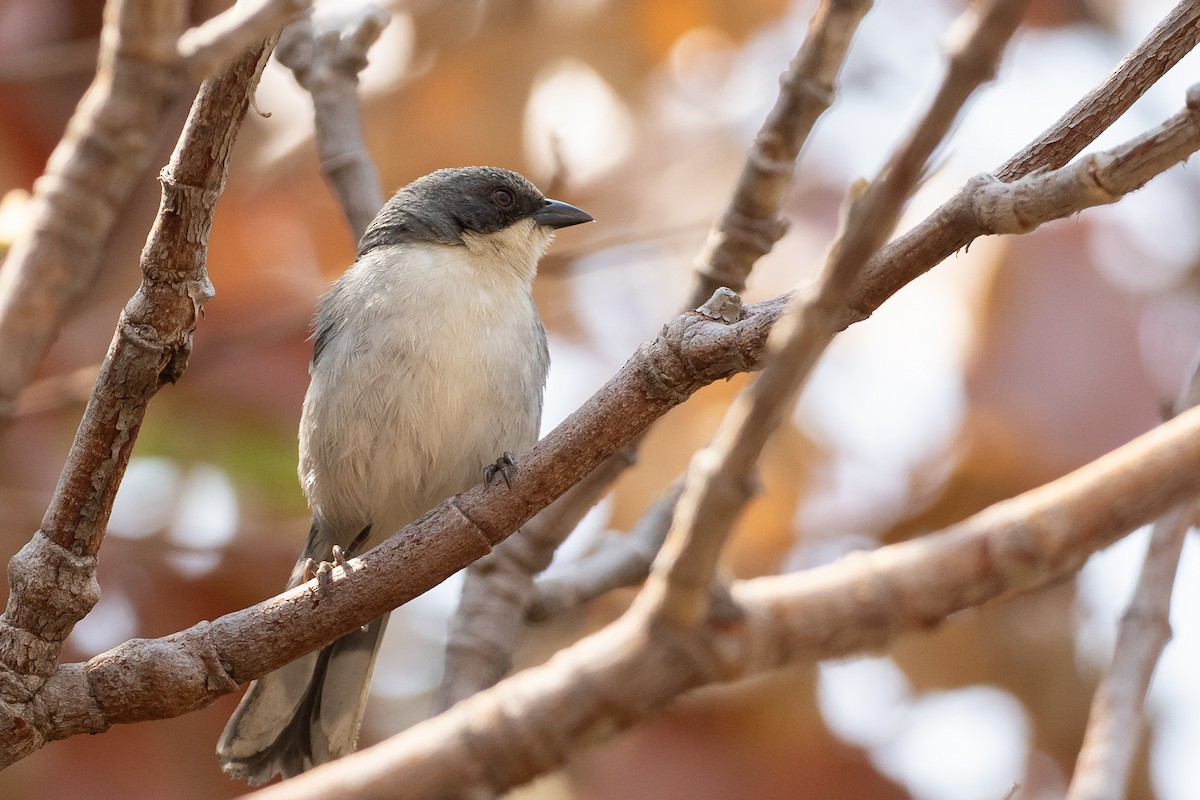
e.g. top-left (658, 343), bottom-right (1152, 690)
top-left (298, 241), bottom-right (548, 550)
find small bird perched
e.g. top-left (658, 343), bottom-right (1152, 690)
top-left (216, 167), bottom-right (592, 784)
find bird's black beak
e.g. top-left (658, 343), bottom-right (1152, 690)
top-left (531, 199), bottom-right (593, 229)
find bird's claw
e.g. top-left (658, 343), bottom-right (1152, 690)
top-left (303, 545), bottom-right (355, 605)
top-left (484, 452), bottom-right (516, 488)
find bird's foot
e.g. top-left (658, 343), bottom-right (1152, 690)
top-left (484, 452), bottom-right (516, 488)
top-left (303, 544), bottom-right (354, 604)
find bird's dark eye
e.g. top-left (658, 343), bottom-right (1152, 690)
top-left (492, 188), bottom-right (515, 208)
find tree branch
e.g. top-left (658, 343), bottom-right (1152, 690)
top-left (276, 4), bottom-right (389, 242)
top-left (686, 0), bottom-right (875, 308)
top-left (1064, 348), bottom-right (1200, 800)
top-left (239, 400), bottom-right (1200, 800)
top-left (432, 0), bottom-right (874, 712)
top-left (970, 84), bottom-right (1200, 234)
top-left (0, 0), bottom-right (309, 411)
top-left (0, 37), bottom-right (276, 768)
top-left (637, 0), bottom-right (1027, 628)
top-left (846, 0), bottom-right (1200, 326)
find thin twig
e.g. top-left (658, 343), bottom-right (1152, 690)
top-left (522, 3), bottom-right (1200, 624)
top-left (0, 39), bottom-right (276, 767)
top-left (1064, 348), bottom-right (1200, 800)
top-left (179, 0), bottom-right (310, 81)
top-left (1064, 502), bottom-right (1197, 800)
top-left (276, 5), bottom-right (389, 241)
top-left (639, 0), bottom-right (1028, 628)
top-left (846, 0), bottom-right (1200, 326)
top-left (687, 0), bottom-right (875, 308)
top-left (971, 84), bottom-right (1200, 234)
top-left (527, 480), bottom-right (683, 622)
top-left (236, 400), bottom-right (1200, 800)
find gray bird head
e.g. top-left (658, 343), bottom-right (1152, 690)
top-left (356, 167), bottom-right (593, 258)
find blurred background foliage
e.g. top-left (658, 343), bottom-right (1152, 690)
top-left (0, 0), bottom-right (1198, 798)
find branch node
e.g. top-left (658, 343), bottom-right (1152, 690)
top-left (747, 135), bottom-right (799, 175)
top-left (778, 70), bottom-right (834, 110)
top-left (695, 288), bottom-right (744, 324)
top-left (0, 532), bottom-right (100, 683)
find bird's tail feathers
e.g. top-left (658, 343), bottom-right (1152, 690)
top-left (216, 615), bottom-right (389, 785)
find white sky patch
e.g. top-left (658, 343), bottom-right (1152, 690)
top-left (1074, 527), bottom-right (1147, 669)
top-left (794, 263), bottom-right (970, 542)
top-left (372, 570), bottom-right (464, 698)
top-left (562, 243), bottom-right (684, 372)
top-left (818, 657), bottom-right (912, 749)
top-left (168, 464), bottom-right (240, 551)
top-left (251, 56), bottom-right (317, 165)
top-left (68, 588), bottom-right (138, 658)
top-left (819, 658), bottom-right (1030, 800)
top-left (109, 457), bottom-right (183, 540)
top-left (1086, 173), bottom-right (1200, 295)
top-left (338, 9), bottom-right (414, 99)
top-left (542, 332), bottom-right (613, 434)
top-left (524, 59), bottom-right (634, 184)
top-left (543, 494), bottom-right (614, 576)
top-left (873, 686), bottom-right (1030, 800)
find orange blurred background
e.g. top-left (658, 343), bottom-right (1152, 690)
top-left (1, 1), bottom-right (1198, 798)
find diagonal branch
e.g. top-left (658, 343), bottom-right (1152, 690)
top-left (846, 0), bottom-right (1200, 326)
top-left (432, 0), bottom-right (875, 712)
top-left (0, 38), bottom-right (277, 768)
top-left (637, 0), bottom-right (1028, 628)
top-left (0, 0), bottom-right (310, 412)
top-left (238, 399), bottom-right (1200, 800)
top-left (686, 0), bottom-right (876, 308)
top-left (970, 84), bottom-right (1200, 234)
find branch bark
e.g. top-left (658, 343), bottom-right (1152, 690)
top-left (275, 5), bottom-right (389, 242)
top-left (846, 0), bottom-right (1200, 326)
top-left (240, 401), bottom-right (1200, 800)
top-left (0, 0), bottom-right (309, 411)
top-left (0, 38), bottom-right (276, 768)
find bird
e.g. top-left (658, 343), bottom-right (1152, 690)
top-left (216, 166), bottom-right (592, 784)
